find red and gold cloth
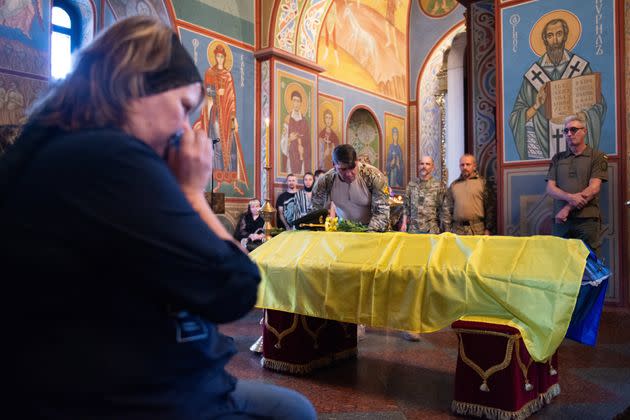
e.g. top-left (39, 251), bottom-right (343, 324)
top-left (451, 320), bottom-right (560, 419)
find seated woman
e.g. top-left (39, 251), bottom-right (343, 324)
top-left (234, 198), bottom-right (266, 251)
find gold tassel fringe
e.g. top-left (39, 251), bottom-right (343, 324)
top-left (451, 396), bottom-right (544, 420)
top-left (261, 355), bottom-right (333, 375)
top-left (260, 346), bottom-right (358, 375)
top-left (451, 383), bottom-right (561, 419)
top-left (540, 383), bottom-right (561, 404)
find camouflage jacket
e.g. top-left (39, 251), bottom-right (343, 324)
top-left (445, 172), bottom-right (496, 234)
top-left (312, 162), bottom-right (390, 232)
top-left (403, 177), bottom-right (450, 233)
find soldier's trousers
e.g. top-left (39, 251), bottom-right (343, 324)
top-left (553, 217), bottom-right (602, 257)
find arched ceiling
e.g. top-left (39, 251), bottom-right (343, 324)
top-left (271, 0), bottom-right (414, 102)
top-left (271, 0), bottom-right (412, 63)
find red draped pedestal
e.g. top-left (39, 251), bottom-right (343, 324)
top-left (451, 320), bottom-right (560, 419)
top-left (261, 309), bottom-right (357, 374)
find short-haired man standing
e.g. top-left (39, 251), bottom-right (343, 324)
top-left (312, 144), bottom-right (390, 232)
top-left (275, 173), bottom-right (298, 230)
top-left (447, 154), bottom-right (495, 236)
top-left (546, 115), bottom-right (607, 256)
top-left (400, 155), bottom-right (451, 234)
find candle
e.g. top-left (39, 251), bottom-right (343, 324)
top-left (265, 117), bottom-right (270, 167)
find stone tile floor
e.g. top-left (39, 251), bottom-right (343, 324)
top-left (221, 308), bottom-right (630, 419)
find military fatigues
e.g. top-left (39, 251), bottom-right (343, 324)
top-left (403, 177), bottom-right (451, 234)
top-left (546, 145), bottom-right (607, 255)
top-left (312, 162), bottom-right (390, 232)
top-left (446, 172), bottom-right (496, 235)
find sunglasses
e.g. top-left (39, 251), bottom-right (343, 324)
top-left (563, 126), bottom-right (584, 135)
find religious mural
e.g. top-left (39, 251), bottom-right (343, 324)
top-left (0, 0), bottom-right (48, 79)
top-left (348, 108), bottom-right (380, 167)
top-left (193, 41), bottom-right (249, 196)
top-left (502, 1), bottom-right (616, 162)
top-left (0, 73), bottom-right (47, 125)
top-left (318, 0), bottom-right (409, 102)
top-left (317, 94), bottom-right (343, 170)
top-left (277, 70), bottom-right (314, 176)
top-left (418, 0), bottom-right (458, 18)
top-left (179, 28), bottom-right (256, 199)
top-left (384, 113), bottom-right (405, 188)
top-left (173, 0), bottom-right (256, 46)
top-left (75, 0), bottom-right (95, 43)
top-left (106, 0), bottom-right (169, 23)
top-left (297, 0), bottom-right (332, 61)
top-left (274, 0), bottom-right (303, 53)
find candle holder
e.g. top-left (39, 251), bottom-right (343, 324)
top-left (261, 164), bottom-right (276, 241)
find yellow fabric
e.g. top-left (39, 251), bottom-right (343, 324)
top-left (250, 231), bottom-right (589, 361)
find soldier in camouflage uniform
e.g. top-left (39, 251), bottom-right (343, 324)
top-left (312, 144), bottom-right (389, 340)
top-left (312, 144), bottom-right (390, 232)
top-left (446, 154), bottom-right (496, 236)
top-left (401, 155), bottom-right (450, 234)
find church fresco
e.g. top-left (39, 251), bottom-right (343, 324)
top-left (384, 113), bottom-right (405, 188)
top-left (274, 0), bottom-right (304, 52)
top-left (317, 93), bottom-right (343, 171)
top-left (193, 40), bottom-right (249, 196)
top-left (297, 0), bottom-right (331, 61)
top-left (107, 0), bottom-right (170, 23)
top-left (172, 0), bottom-right (256, 45)
top-left (179, 27), bottom-right (256, 199)
top-left (0, 0), bottom-right (49, 77)
top-left (276, 70), bottom-right (315, 177)
top-left (418, 0), bottom-right (458, 18)
top-left (501, 0), bottom-right (617, 162)
top-left (0, 73), bottom-right (47, 125)
top-left (318, 0), bottom-right (409, 102)
top-left (348, 108), bottom-right (380, 168)
top-left (75, 0), bottom-right (95, 44)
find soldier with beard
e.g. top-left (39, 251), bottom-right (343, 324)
top-left (400, 155), bottom-right (450, 234)
top-left (446, 154), bottom-right (495, 236)
top-left (509, 17), bottom-right (606, 160)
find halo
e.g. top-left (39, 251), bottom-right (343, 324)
top-left (419, 0), bottom-right (458, 18)
top-left (207, 40), bottom-right (234, 71)
top-left (284, 82), bottom-right (308, 116)
top-left (530, 10), bottom-right (581, 57)
top-left (319, 101), bottom-right (336, 128)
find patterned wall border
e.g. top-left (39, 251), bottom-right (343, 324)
top-left (470, 0), bottom-right (497, 184)
top-left (261, 59), bottom-right (271, 204)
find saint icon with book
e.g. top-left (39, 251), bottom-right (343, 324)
top-left (509, 10), bottom-right (606, 160)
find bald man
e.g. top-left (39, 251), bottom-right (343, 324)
top-left (446, 154), bottom-right (496, 235)
top-left (400, 155), bottom-right (450, 234)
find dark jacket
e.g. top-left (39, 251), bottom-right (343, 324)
top-left (1, 127), bottom-right (260, 419)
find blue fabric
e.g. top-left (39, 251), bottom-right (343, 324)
top-left (216, 380), bottom-right (317, 419)
top-left (566, 250), bottom-right (610, 346)
top-left (566, 278), bottom-right (609, 346)
top-left (2, 128), bottom-right (262, 418)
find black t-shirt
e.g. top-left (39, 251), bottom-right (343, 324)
top-left (275, 191), bottom-right (296, 227)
